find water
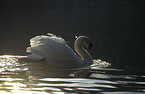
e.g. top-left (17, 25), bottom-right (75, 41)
top-left (0, 1), bottom-right (145, 94)
top-left (0, 56), bottom-right (145, 94)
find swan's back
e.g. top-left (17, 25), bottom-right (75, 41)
top-left (27, 33), bottom-right (82, 68)
top-left (30, 33), bottom-right (66, 47)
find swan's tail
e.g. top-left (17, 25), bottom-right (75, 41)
top-left (18, 53), bottom-right (44, 62)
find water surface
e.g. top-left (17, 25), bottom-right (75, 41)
top-left (0, 56), bottom-right (145, 94)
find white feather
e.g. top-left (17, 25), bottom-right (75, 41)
top-left (26, 33), bottom-right (93, 68)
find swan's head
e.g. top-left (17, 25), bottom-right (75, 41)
top-left (76, 36), bottom-right (93, 52)
top-left (83, 37), bottom-right (93, 52)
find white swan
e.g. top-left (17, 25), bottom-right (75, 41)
top-left (25, 33), bottom-right (93, 69)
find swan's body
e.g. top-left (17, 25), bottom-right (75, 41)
top-left (25, 33), bottom-right (93, 69)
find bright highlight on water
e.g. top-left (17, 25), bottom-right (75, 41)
top-left (0, 55), bottom-right (145, 94)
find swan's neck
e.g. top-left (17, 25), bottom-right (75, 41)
top-left (74, 37), bottom-right (93, 66)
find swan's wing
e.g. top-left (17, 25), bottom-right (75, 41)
top-left (27, 33), bottom-right (66, 57)
top-left (27, 33), bottom-right (82, 68)
top-left (39, 38), bottom-right (83, 68)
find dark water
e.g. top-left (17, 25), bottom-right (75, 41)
top-left (0, 0), bottom-right (145, 68)
top-left (0, 0), bottom-right (145, 93)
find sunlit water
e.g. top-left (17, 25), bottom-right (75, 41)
top-left (0, 56), bottom-right (145, 94)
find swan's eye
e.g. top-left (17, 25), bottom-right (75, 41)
top-left (88, 42), bottom-right (93, 52)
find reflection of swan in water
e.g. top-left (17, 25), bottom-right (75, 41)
top-left (26, 62), bottom-right (92, 78)
top-left (21, 33), bottom-right (93, 69)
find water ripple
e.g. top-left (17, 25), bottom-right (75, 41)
top-left (0, 56), bottom-right (145, 93)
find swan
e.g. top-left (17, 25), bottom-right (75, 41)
top-left (24, 33), bottom-right (93, 69)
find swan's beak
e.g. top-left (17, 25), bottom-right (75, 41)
top-left (88, 42), bottom-right (93, 53)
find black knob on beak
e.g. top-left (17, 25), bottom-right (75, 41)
top-left (88, 42), bottom-right (93, 53)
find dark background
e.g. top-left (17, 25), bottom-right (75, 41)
top-left (0, 0), bottom-right (145, 68)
